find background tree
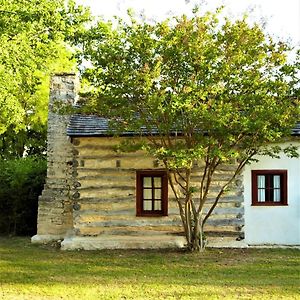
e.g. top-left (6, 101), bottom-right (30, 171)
top-left (0, 158), bottom-right (46, 235)
top-left (0, 0), bottom-right (90, 158)
top-left (0, 0), bottom-right (90, 235)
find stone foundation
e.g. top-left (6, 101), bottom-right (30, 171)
top-left (61, 235), bottom-right (186, 250)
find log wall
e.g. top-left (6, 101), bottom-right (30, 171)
top-left (71, 137), bottom-right (244, 240)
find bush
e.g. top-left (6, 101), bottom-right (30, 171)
top-left (0, 157), bottom-right (46, 236)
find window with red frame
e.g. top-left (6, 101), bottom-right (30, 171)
top-left (251, 170), bottom-right (287, 206)
top-left (136, 170), bottom-right (168, 216)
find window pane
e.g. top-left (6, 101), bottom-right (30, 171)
top-left (143, 177), bottom-right (152, 188)
top-left (143, 201), bottom-right (152, 211)
top-left (258, 189), bottom-right (265, 202)
top-left (273, 176), bottom-right (281, 202)
top-left (143, 189), bottom-right (152, 199)
top-left (153, 177), bottom-right (162, 188)
top-left (274, 189), bottom-right (281, 202)
top-left (273, 175), bottom-right (280, 189)
top-left (154, 189), bottom-right (161, 199)
top-left (154, 201), bottom-right (161, 210)
top-left (257, 175), bottom-right (265, 188)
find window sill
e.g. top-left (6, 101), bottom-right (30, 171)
top-left (251, 203), bottom-right (288, 206)
top-left (136, 213), bottom-right (168, 217)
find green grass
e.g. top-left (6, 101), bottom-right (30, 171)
top-left (0, 237), bottom-right (299, 299)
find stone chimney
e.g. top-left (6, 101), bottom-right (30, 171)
top-left (32, 73), bottom-right (79, 244)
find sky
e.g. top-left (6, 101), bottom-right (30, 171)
top-left (77, 0), bottom-right (300, 47)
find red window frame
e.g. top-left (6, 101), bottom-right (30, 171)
top-left (251, 170), bottom-right (288, 206)
top-left (136, 170), bottom-right (168, 216)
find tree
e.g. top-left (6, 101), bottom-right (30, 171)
top-left (79, 9), bottom-right (300, 251)
top-left (0, 0), bottom-right (90, 157)
top-left (0, 157), bottom-right (46, 235)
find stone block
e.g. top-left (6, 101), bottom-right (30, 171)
top-left (61, 235), bottom-right (186, 250)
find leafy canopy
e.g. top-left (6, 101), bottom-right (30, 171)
top-left (81, 9), bottom-right (299, 168)
top-left (0, 0), bottom-right (90, 157)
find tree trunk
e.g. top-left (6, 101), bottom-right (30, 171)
top-left (184, 201), bottom-right (206, 252)
top-left (168, 167), bottom-right (207, 252)
top-left (188, 211), bottom-right (205, 252)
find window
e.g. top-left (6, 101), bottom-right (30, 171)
top-left (251, 170), bottom-right (287, 206)
top-left (136, 170), bottom-right (168, 216)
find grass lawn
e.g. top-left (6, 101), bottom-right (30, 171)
top-left (0, 237), bottom-right (299, 300)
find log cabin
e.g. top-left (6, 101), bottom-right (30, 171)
top-left (32, 74), bottom-right (300, 249)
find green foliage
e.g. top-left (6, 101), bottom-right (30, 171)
top-left (81, 9), bottom-right (299, 166)
top-left (0, 0), bottom-right (91, 157)
top-left (0, 125), bottom-right (48, 159)
top-left (0, 157), bottom-right (46, 235)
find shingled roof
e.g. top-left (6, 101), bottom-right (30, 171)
top-left (67, 114), bottom-right (300, 137)
top-left (67, 114), bottom-right (159, 136)
top-left (67, 115), bottom-right (110, 136)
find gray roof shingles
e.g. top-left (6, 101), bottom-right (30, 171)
top-left (67, 114), bottom-right (300, 137)
top-left (67, 115), bottom-right (110, 136)
top-left (67, 114), bottom-right (158, 136)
